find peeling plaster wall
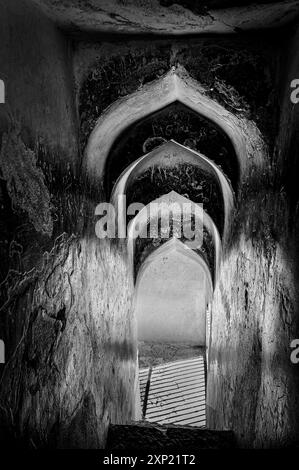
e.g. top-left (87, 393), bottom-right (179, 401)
top-left (0, 236), bottom-right (135, 448)
top-left (0, 0), bottom-right (136, 448)
top-left (276, 25), bottom-right (299, 203)
top-left (0, 0), bottom-right (78, 167)
top-left (207, 25), bottom-right (299, 445)
top-left (207, 221), bottom-right (299, 447)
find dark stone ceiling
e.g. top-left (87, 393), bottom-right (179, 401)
top-left (30, 0), bottom-right (299, 35)
top-left (160, 0), bottom-right (290, 11)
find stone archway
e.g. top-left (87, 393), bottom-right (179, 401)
top-left (134, 237), bottom-right (213, 426)
top-left (134, 237), bottom-right (213, 345)
top-left (112, 140), bottom-right (234, 239)
top-left (84, 65), bottom-right (266, 184)
top-left (127, 191), bottom-right (222, 285)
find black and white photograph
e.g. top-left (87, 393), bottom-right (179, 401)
top-left (0, 0), bottom-right (299, 461)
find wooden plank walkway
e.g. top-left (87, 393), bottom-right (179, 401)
top-left (139, 356), bottom-right (206, 427)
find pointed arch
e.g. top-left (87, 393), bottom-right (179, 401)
top-left (127, 191), bottom-right (221, 286)
top-left (112, 140), bottom-right (234, 239)
top-left (134, 238), bottom-right (213, 345)
top-left (84, 66), bottom-right (265, 182)
top-left (135, 237), bottom-right (213, 304)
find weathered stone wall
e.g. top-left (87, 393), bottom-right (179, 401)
top-left (0, 0), bottom-right (136, 448)
top-left (207, 219), bottom-right (299, 447)
top-left (0, 0), bottom-right (78, 168)
top-left (207, 26), bottom-right (299, 448)
top-left (0, 234), bottom-right (135, 448)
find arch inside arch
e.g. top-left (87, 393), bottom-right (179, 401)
top-left (134, 238), bottom-right (213, 345)
top-left (84, 65), bottom-right (265, 184)
top-left (105, 101), bottom-right (239, 195)
top-left (127, 191), bottom-right (221, 285)
top-left (112, 140), bottom-right (234, 239)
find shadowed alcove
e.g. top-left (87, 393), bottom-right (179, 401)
top-left (105, 101), bottom-right (239, 196)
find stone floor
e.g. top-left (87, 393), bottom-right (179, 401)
top-left (138, 341), bottom-right (206, 368)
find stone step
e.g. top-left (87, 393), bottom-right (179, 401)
top-left (106, 422), bottom-right (236, 450)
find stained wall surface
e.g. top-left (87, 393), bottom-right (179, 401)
top-left (0, 0), bottom-right (136, 448)
top-left (206, 25), bottom-right (299, 448)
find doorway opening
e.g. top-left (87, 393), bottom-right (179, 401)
top-left (133, 238), bottom-right (212, 427)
